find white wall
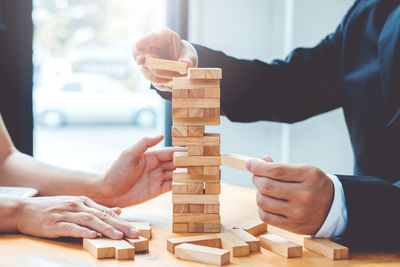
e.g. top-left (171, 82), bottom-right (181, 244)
top-left (188, 0), bottom-right (354, 187)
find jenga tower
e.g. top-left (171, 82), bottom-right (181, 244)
top-left (171, 68), bottom-right (222, 233)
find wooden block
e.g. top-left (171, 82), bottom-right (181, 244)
top-left (172, 108), bottom-right (188, 118)
top-left (167, 234), bottom-right (222, 253)
top-left (173, 204), bottom-right (189, 213)
top-left (187, 166), bottom-right (203, 176)
top-left (173, 117), bottom-right (220, 126)
top-left (204, 108), bottom-right (220, 118)
top-left (173, 77), bottom-right (220, 89)
top-left (204, 145), bottom-right (220, 156)
top-left (260, 233), bottom-right (302, 258)
top-left (173, 213), bottom-right (220, 223)
top-left (188, 108), bottom-right (204, 118)
top-left (173, 152), bottom-right (221, 166)
top-left (217, 232), bottom-right (250, 257)
top-left (172, 183), bottom-right (188, 194)
top-left (204, 223), bottom-right (221, 233)
top-left (172, 88), bottom-right (188, 98)
top-left (189, 68), bottom-right (222, 79)
top-left (144, 55), bottom-right (187, 74)
top-left (233, 220), bottom-right (268, 236)
top-left (172, 182), bottom-right (203, 194)
top-left (172, 194), bottom-right (219, 204)
top-left (173, 223), bottom-right (188, 233)
top-left (205, 182), bottom-right (221, 194)
top-left (173, 98), bottom-right (220, 109)
top-left (83, 238), bottom-right (134, 260)
top-left (303, 237), bottom-right (349, 260)
top-left (188, 88), bottom-right (205, 98)
top-left (187, 126), bottom-right (204, 137)
top-left (228, 229), bottom-right (261, 252)
top-left (203, 166), bottom-right (220, 176)
top-left (173, 168), bottom-right (220, 182)
top-left (221, 153), bottom-right (256, 171)
top-left (188, 223), bottom-right (204, 233)
top-left (171, 126), bottom-right (187, 137)
top-left (125, 236), bottom-right (149, 253)
top-left (204, 87), bottom-right (221, 98)
top-left (189, 204), bottom-right (204, 213)
top-left (204, 204), bottom-right (220, 214)
top-left (172, 133), bottom-right (220, 146)
top-left (175, 243), bottom-right (230, 265)
top-left (188, 146), bottom-right (204, 156)
top-left (129, 222), bottom-right (152, 239)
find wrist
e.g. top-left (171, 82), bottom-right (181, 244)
top-left (0, 196), bottom-right (25, 232)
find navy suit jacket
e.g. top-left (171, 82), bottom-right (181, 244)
top-left (158, 0), bottom-right (400, 249)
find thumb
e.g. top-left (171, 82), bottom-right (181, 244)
top-left (262, 155), bottom-right (274, 163)
top-left (178, 57), bottom-right (195, 68)
top-left (128, 135), bottom-right (164, 160)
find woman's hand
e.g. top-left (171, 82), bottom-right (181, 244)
top-left (95, 135), bottom-right (185, 207)
top-left (17, 196), bottom-right (139, 239)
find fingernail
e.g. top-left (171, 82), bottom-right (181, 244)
top-left (112, 230), bottom-right (123, 239)
top-left (87, 231), bottom-right (97, 239)
top-left (129, 228), bottom-right (139, 238)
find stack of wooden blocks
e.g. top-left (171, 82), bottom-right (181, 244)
top-left (171, 67), bottom-right (222, 233)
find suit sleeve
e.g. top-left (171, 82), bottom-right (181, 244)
top-left (332, 175), bottom-right (400, 250)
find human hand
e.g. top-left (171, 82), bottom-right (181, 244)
top-left (17, 196), bottom-right (139, 239)
top-left (133, 28), bottom-right (196, 91)
top-left (95, 135), bottom-right (185, 207)
top-left (247, 157), bottom-right (334, 235)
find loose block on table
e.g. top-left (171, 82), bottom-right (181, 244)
top-left (174, 243), bottom-right (229, 265)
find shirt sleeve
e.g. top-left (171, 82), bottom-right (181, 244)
top-left (314, 174), bottom-right (348, 238)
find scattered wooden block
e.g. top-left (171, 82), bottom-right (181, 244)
top-left (188, 223), bottom-right (204, 233)
top-left (204, 222), bottom-right (221, 233)
top-left (189, 204), bottom-right (204, 213)
top-left (172, 108), bottom-right (188, 118)
top-left (129, 222), bottom-right (152, 239)
top-left (204, 87), bottom-right (221, 98)
top-left (205, 182), bottom-right (221, 194)
top-left (189, 68), bottom-right (222, 79)
top-left (173, 223), bottom-right (188, 233)
top-left (173, 213), bottom-right (220, 223)
top-left (203, 166), bottom-right (220, 176)
top-left (204, 204), bottom-right (220, 214)
top-left (172, 88), bottom-right (188, 98)
top-left (173, 168), bottom-right (220, 182)
top-left (228, 229), bottom-right (261, 252)
top-left (303, 237), bottom-right (349, 260)
top-left (217, 232), bottom-right (250, 257)
top-left (171, 126), bottom-right (187, 137)
top-left (125, 236), bottom-right (149, 253)
top-left (260, 233), bottom-right (302, 258)
top-left (83, 238), bottom-right (135, 260)
top-left (173, 204), bottom-right (189, 213)
top-left (221, 153), bottom-right (256, 171)
top-left (172, 194), bottom-right (219, 204)
top-left (175, 243), bottom-right (229, 266)
top-left (173, 98), bottom-right (220, 109)
top-left (172, 77), bottom-right (220, 89)
top-left (172, 182), bottom-right (203, 194)
top-left (173, 117), bottom-right (220, 126)
top-left (167, 234), bottom-right (222, 253)
top-left (233, 220), bottom-right (268, 236)
top-left (144, 55), bottom-right (187, 74)
top-left (187, 126), bottom-right (204, 137)
top-left (173, 152), bottom-right (221, 167)
top-left (172, 133), bottom-right (220, 146)
top-left (188, 88), bottom-right (205, 98)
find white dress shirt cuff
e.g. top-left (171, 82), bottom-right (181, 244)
top-left (314, 174), bottom-right (347, 238)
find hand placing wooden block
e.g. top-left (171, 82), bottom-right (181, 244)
top-left (167, 234), bottom-right (222, 253)
top-left (83, 238), bottom-right (135, 260)
top-left (228, 229), bottom-right (261, 252)
top-left (303, 237), bottom-right (349, 260)
top-left (260, 233), bottom-right (302, 258)
top-left (175, 243), bottom-right (229, 266)
top-left (221, 153), bottom-right (256, 171)
top-left (144, 55), bottom-right (187, 74)
top-left (189, 68), bottom-right (222, 79)
top-left (217, 232), bottom-right (250, 257)
top-left (233, 220), bottom-right (268, 236)
top-left (125, 236), bottom-right (149, 253)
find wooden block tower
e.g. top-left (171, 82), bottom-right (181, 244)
top-left (171, 68), bottom-right (222, 233)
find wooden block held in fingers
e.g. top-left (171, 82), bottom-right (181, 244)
top-left (188, 223), bottom-right (204, 233)
top-left (205, 182), bottom-right (221, 194)
top-left (228, 229), bottom-right (261, 252)
top-left (204, 204), bottom-right (220, 214)
top-left (173, 152), bottom-right (221, 166)
top-left (189, 68), bottom-right (222, 79)
top-left (125, 236), bottom-right (149, 253)
top-left (144, 55), bottom-right (187, 74)
top-left (188, 88), bottom-right (205, 98)
top-left (172, 88), bottom-right (188, 98)
top-left (173, 204), bottom-right (189, 213)
top-left (83, 238), bottom-right (135, 260)
top-left (217, 232), bottom-right (250, 257)
top-left (128, 222), bottom-right (152, 239)
top-left (303, 237), bottom-right (349, 260)
top-left (204, 87), bottom-right (221, 98)
top-left (173, 223), bottom-right (188, 233)
top-left (173, 213), bottom-right (220, 223)
top-left (204, 223), bottom-right (221, 233)
top-left (172, 108), bottom-right (188, 118)
top-left (167, 234), bottom-right (222, 253)
top-left (260, 233), bottom-right (302, 258)
top-left (174, 117), bottom-right (220, 126)
top-left (173, 77), bottom-right (220, 89)
top-left (172, 133), bottom-right (220, 146)
top-left (175, 243), bottom-right (230, 266)
top-left (172, 194), bottom-right (219, 204)
top-left (203, 166), bottom-right (220, 176)
top-left (233, 220), bottom-right (268, 236)
top-left (171, 126), bottom-right (187, 137)
top-left (189, 204), bottom-right (204, 213)
top-left (221, 153), bottom-right (256, 171)
top-left (173, 98), bottom-right (220, 109)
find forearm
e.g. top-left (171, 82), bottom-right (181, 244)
top-left (0, 151), bottom-right (103, 199)
top-left (0, 196), bottom-right (23, 232)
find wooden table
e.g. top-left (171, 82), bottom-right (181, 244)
top-left (1, 183), bottom-right (400, 266)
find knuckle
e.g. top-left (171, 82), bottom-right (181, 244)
top-left (292, 208), bottom-right (306, 221)
top-left (271, 165), bottom-right (285, 178)
top-left (300, 190), bottom-right (314, 204)
top-left (104, 225), bottom-right (115, 233)
top-left (261, 179), bottom-right (273, 194)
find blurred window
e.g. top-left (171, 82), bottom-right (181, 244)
top-left (61, 82), bottom-right (82, 93)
